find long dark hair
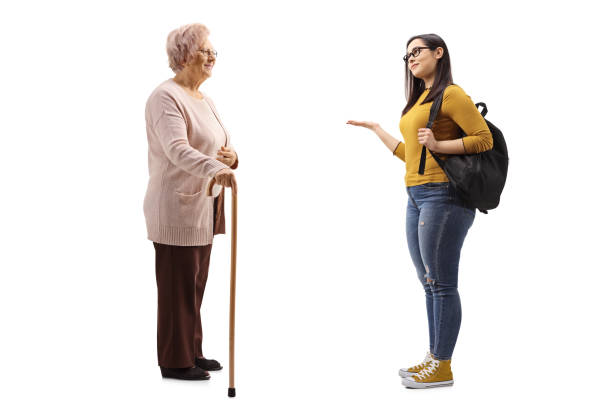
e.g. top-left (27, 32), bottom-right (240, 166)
top-left (401, 34), bottom-right (453, 116)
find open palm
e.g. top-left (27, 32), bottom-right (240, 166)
top-left (346, 120), bottom-right (379, 130)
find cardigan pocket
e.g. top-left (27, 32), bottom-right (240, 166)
top-left (172, 189), bottom-right (211, 227)
top-left (176, 189), bottom-right (203, 197)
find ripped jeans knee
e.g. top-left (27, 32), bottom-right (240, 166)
top-left (424, 264), bottom-right (435, 285)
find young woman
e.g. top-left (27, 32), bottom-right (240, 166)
top-left (347, 34), bottom-right (492, 388)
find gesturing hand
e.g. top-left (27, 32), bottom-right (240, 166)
top-left (346, 120), bottom-right (380, 131)
top-left (417, 128), bottom-right (439, 151)
top-left (216, 146), bottom-right (237, 167)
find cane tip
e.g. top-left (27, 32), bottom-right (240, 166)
top-left (228, 388), bottom-right (236, 398)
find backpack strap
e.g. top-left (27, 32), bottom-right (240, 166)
top-left (418, 89), bottom-right (445, 175)
top-left (475, 102), bottom-right (488, 117)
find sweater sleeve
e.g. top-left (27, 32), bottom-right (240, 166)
top-left (393, 141), bottom-right (406, 162)
top-left (229, 143), bottom-right (239, 169)
top-left (444, 86), bottom-right (493, 154)
top-left (151, 95), bottom-right (229, 179)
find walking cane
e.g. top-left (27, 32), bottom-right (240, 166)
top-left (206, 178), bottom-right (237, 398)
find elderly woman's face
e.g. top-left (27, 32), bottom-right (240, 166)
top-left (187, 38), bottom-right (216, 78)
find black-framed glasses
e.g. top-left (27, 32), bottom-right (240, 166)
top-left (403, 46), bottom-right (430, 62)
top-left (198, 49), bottom-right (218, 58)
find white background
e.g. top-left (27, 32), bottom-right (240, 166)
top-left (1, 0), bottom-right (610, 406)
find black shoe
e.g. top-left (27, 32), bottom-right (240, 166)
top-left (160, 366), bottom-right (210, 380)
top-left (195, 357), bottom-right (223, 371)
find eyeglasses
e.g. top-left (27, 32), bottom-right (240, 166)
top-left (403, 46), bottom-right (431, 62)
top-left (198, 49), bottom-right (218, 58)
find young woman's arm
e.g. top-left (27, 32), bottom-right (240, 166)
top-left (418, 130), bottom-right (466, 154)
top-left (347, 120), bottom-right (406, 162)
top-left (444, 86), bottom-right (493, 153)
top-left (417, 86), bottom-right (493, 155)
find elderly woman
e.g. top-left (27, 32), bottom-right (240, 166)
top-left (144, 23), bottom-right (238, 381)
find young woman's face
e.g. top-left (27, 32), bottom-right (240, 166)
top-left (406, 38), bottom-right (442, 81)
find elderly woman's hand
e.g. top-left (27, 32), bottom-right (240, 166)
top-left (213, 168), bottom-right (237, 192)
top-left (216, 146), bottom-right (237, 167)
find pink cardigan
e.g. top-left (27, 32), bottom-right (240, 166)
top-left (144, 79), bottom-right (235, 246)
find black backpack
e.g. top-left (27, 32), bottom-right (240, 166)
top-left (418, 87), bottom-right (509, 214)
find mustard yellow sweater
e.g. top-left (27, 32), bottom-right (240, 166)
top-left (393, 85), bottom-right (493, 186)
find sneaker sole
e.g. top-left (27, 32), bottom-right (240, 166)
top-left (398, 370), bottom-right (418, 378)
top-left (402, 379), bottom-right (454, 389)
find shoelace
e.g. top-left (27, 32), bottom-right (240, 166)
top-left (412, 362), bottom-right (427, 370)
top-left (414, 359), bottom-right (439, 380)
top-left (409, 352), bottom-right (432, 370)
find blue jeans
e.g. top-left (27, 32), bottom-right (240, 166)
top-left (406, 182), bottom-right (475, 360)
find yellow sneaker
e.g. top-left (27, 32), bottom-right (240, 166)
top-left (402, 358), bottom-right (454, 388)
top-left (398, 351), bottom-right (433, 378)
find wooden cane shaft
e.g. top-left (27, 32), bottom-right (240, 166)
top-left (229, 189), bottom-right (237, 390)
